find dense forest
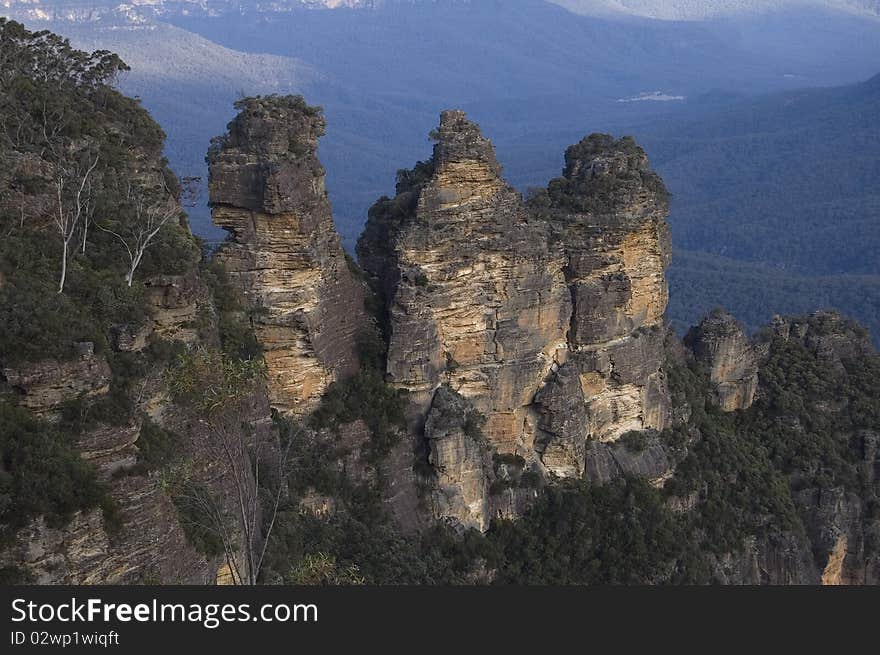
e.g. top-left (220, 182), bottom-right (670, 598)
top-left (639, 74), bottom-right (880, 343)
top-left (667, 250), bottom-right (880, 340)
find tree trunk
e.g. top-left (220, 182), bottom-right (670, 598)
top-left (58, 239), bottom-right (68, 293)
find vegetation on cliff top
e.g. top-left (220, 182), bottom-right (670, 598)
top-left (0, 20), bottom-right (201, 556)
top-left (0, 18), bottom-right (198, 366)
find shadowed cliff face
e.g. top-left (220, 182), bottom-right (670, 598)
top-left (685, 309), bottom-right (759, 411)
top-left (359, 112), bottom-right (674, 527)
top-left (208, 96), bottom-right (367, 415)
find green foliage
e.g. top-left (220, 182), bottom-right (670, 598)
top-left (289, 552), bottom-right (366, 585)
top-left (201, 259), bottom-right (262, 361)
top-left (262, 317), bottom-right (880, 585)
top-left (395, 160), bottom-right (434, 196)
top-left (663, 358), bottom-right (803, 554)
top-left (264, 482), bottom-right (489, 584)
top-left (744, 333), bottom-right (878, 492)
top-left (0, 230), bottom-right (148, 364)
top-left (309, 368), bottom-right (407, 466)
top-left (546, 134), bottom-right (669, 216)
top-left (488, 478), bottom-right (705, 584)
top-left (0, 19), bottom-right (200, 365)
top-left (0, 18), bottom-right (131, 156)
top-left (134, 418), bottom-right (178, 473)
top-left (462, 409), bottom-right (486, 442)
top-left (166, 347), bottom-right (265, 414)
top-left (0, 402), bottom-right (111, 544)
top-left (652, 75), bottom-right (880, 347)
top-left (216, 95), bottom-right (325, 161)
top-left (0, 566), bottom-right (31, 585)
top-left (57, 349), bottom-right (156, 438)
top-left (667, 249), bottom-right (880, 348)
top-left (661, 323), bottom-right (880, 560)
top-left (620, 430), bottom-right (650, 454)
top-left (170, 482), bottom-right (225, 558)
top-left (0, 20), bottom-right (226, 555)
top-left (666, 414), bottom-right (802, 554)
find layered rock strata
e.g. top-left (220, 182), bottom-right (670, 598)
top-left (534, 134), bottom-right (673, 476)
top-left (359, 113), bottom-right (673, 526)
top-left (208, 96), bottom-right (367, 415)
top-left (359, 110), bottom-right (571, 453)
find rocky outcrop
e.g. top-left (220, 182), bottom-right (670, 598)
top-left (359, 113), bottom-right (675, 527)
top-left (770, 310), bottom-right (875, 366)
top-left (582, 433), bottom-right (672, 486)
top-left (359, 110), bottom-right (571, 456)
top-left (208, 95), bottom-right (367, 415)
top-left (707, 534), bottom-right (819, 585)
top-left (532, 361), bottom-right (589, 477)
top-left (685, 309), bottom-right (758, 411)
top-left (1, 345), bottom-right (111, 417)
top-left (422, 386), bottom-right (493, 531)
top-left (143, 270), bottom-right (202, 345)
top-left (540, 134), bottom-right (673, 448)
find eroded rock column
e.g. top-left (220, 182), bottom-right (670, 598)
top-left (534, 134), bottom-right (673, 474)
top-left (209, 96), bottom-right (367, 415)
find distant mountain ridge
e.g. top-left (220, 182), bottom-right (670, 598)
top-left (551, 0), bottom-right (880, 20)
top-left (0, 0), bottom-right (376, 23)
top-left (5, 0), bottom-right (880, 23)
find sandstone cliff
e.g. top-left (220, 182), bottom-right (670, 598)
top-left (534, 134), bottom-right (672, 477)
top-left (359, 113), bottom-right (673, 527)
top-left (208, 96), bottom-right (367, 416)
top-left (360, 109), bottom-right (570, 447)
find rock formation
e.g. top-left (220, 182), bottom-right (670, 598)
top-left (359, 113), bottom-right (674, 526)
top-left (685, 309), bottom-right (758, 411)
top-left (208, 95), bottom-right (367, 415)
top-left (422, 385), bottom-right (493, 530)
top-left (530, 134), bottom-right (673, 475)
top-left (359, 110), bottom-right (571, 454)
top-left (1, 346), bottom-right (111, 418)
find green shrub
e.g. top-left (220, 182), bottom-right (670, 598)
top-left (620, 430), bottom-right (649, 454)
top-left (135, 418), bottom-right (178, 472)
top-left (310, 368), bottom-right (407, 465)
top-left (166, 347), bottom-right (265, 414)
top-left (201, 259), bottom-right (262, 361)
top-left (488, 477), bottom-right (704, 584)
top-left (170, 483), bottom-right (225, 558)
top-left (0, 402), bottom-right (110, 544)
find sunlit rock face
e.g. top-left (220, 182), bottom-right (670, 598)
top-left (359, 110), bottom-right (571, 455)
top-left (208, 96), bottom-right (367, 415)
top-left (360, 112), bottom-right (674, 526)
